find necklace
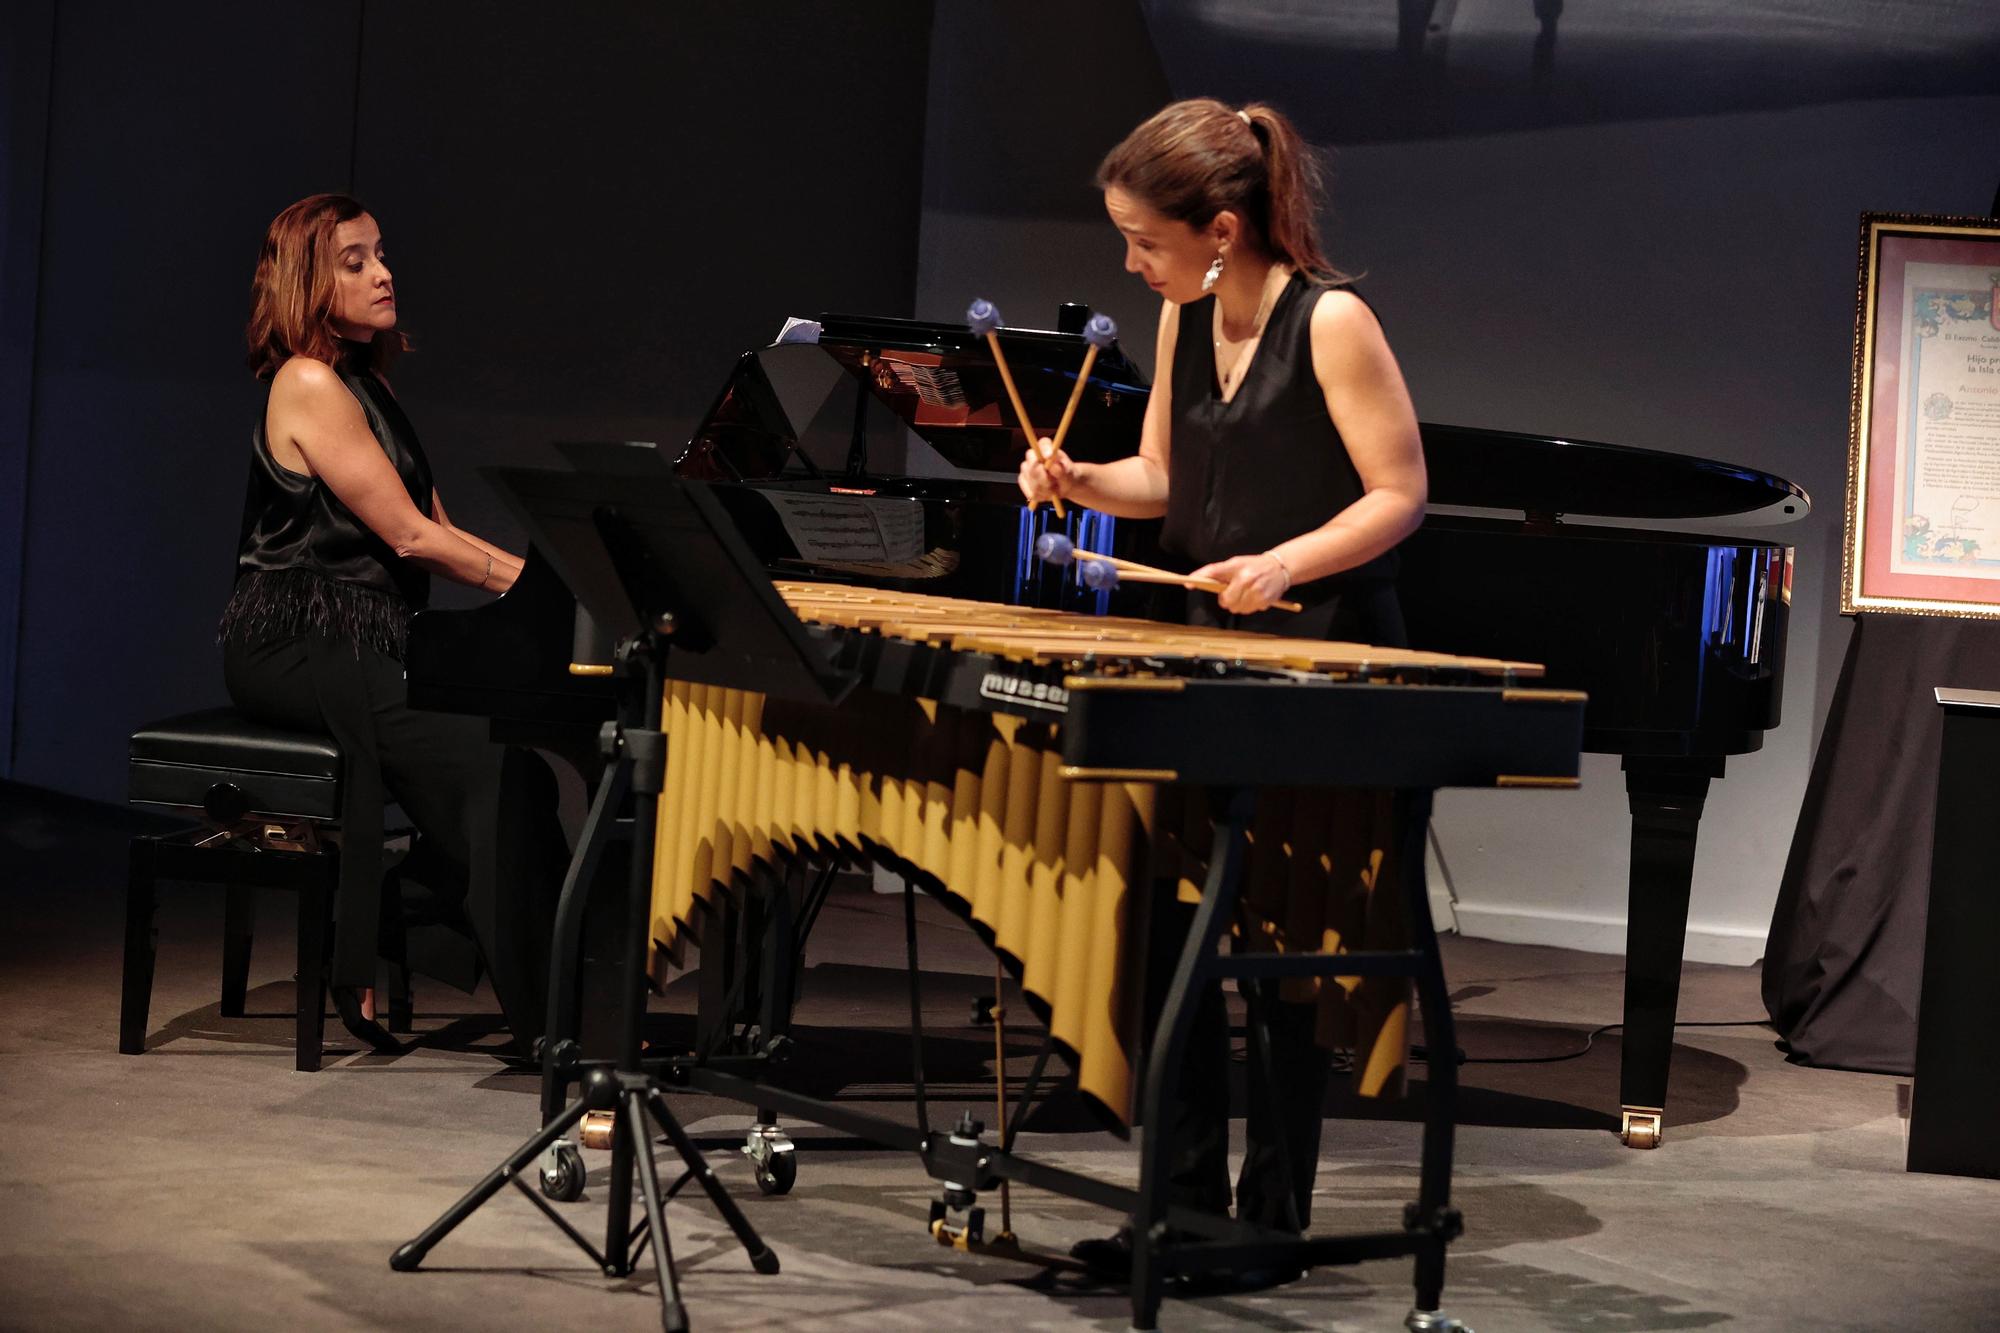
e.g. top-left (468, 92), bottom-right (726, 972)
top-left (1213, 263), bottom-right (1289, 398)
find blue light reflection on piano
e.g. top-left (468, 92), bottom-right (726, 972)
top-left (1699, 544), bottom-right (1765, 671)
top-left (1014, 504), bottom-right (1117, 614)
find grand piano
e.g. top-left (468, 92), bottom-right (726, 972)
top-left (407, 305), bottom-right (1806, 1149)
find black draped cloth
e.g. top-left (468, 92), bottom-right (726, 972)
top-left (1762, 613), bottom-right (2000, 1073)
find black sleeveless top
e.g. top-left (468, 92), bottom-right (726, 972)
top-left (1163, 272), bottom-right (1399, 597)
top-left (218, 357), bottom-right (434, 657)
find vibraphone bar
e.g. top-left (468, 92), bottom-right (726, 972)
top-left (563, 582), bottom-right (1586, 1330)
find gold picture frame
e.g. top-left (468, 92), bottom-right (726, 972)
top-left (1842, 212), bottom-right (2000, 619)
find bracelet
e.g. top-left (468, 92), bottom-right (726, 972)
top-left (478, 553), bottom-right (494, 589)
top-left (1263, 549), bottom-right (1292, 593)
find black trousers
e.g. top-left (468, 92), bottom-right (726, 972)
top-left (1148, 897), bottom-right (1334, 1231)
top-left (1162, 578), bottom-right (1407, 1232)
top-left (224, 632), bottom-right (567, 1047)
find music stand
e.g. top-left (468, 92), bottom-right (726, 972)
top-left (390, 467), bottom-right (853, 1332)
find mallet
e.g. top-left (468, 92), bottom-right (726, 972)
top-left (967, 298), bottom-right (1065, 518)
top-left (1034, 531), bottom-right (1303, 613)
top-left (1048, 312), bottom-right (1118, 461)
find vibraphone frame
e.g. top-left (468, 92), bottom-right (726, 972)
top-left (663, 781), bottom-right (1462, 1332)
top-left (532, 585), bottom-right (1584, 1333)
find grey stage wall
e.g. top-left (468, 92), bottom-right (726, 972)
top-left (900, 7), bottom-right (2000, 955)
top-left (9, 2), bottom-right (931, 799)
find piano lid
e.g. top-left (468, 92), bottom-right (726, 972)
top-left (1422, 423), bottom-right (1810, 524)
top-left (679, 311), bottom-right (1809, 526)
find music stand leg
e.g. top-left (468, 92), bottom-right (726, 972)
top-left (627, 1086), bottom-right (690, 1332)
top-left (390, 634), bottom-right (776, 1326)
top-left (647, 1088), bottom-right (781, 1274)
top-left (390, 1095), bottom-right (595, 1272)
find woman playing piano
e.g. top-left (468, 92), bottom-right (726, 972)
top-left (219, 193), bottom-right (566, 1056)
top-left (1018, 100), bottom-right (1428, 1285)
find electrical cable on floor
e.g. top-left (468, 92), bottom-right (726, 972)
top-left (1459, 1018), bottom-right (1774, 1066)
top-left (1239, 1022), bottom-right (1775, 1069)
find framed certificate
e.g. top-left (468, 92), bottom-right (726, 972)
top-left (1843, 213), bottom-right (2000, 618)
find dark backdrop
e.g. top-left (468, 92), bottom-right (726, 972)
top-left (3, 1), bottom-right (932, 798)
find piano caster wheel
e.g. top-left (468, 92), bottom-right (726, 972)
top-left (1620, 1106), bottom-right (1663, 1150)
top-left (579, 1108), bottom-right (618, 1151)
top-left (540, 1140), bottom-right (587, 1202)
top-left (744, 1125), bottom-right (796, 1196)
top-left (1406, 1309), bottom-right (1474, 1332)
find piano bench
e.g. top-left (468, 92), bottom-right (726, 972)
top-left (121, 707), bottom-right (406, 1072)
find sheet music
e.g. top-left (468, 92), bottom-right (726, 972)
top-left (762, 491), bottom-right (926, 564)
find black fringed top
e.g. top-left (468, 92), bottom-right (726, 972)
top-left (218, 354), bottom-right (435, 658)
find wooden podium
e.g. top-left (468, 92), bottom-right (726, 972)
top-left (1907, 687), bottom-right (2000, 1179)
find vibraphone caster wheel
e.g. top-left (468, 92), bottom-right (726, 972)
top-left (1405, 1309), bottom-right (1474, 1332)
top-left (743, 1124), bottom-right (796, 1196)
top-left (754, 1150), bottom-right (795, 1196)
top-left (927, 1199), bottom-right (985, 1248)
top-left (1620, 1106), bottom-right (1663, 1150)
top-left (539, 1140), bottom-right (586, 1202)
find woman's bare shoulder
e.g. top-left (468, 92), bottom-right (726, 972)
top-left (270, 355), bottom-right (341, 395)
top-left (1306, 286), bottom-right (1376, 335)
top-left (268, 356), bottom-right (359, 414)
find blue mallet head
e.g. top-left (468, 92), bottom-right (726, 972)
top-left (1080, 559), bottom-right (1120, 592)
top-left (966, 299), bottom-right (1004, 336)
top-left (1083, 313), bottom-right (1118, 349)
top-left (1034, 531), bottom-right (1076, 566)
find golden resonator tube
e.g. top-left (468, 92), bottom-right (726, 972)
top-left (648, 677), bottom-right (1413, 1128)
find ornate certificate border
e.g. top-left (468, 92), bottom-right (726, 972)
top-left (1843, 212), bottom-right (2000, 619)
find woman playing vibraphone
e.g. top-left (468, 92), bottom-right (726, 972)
top-left (1017, 97), bottom-right (1429, 1286)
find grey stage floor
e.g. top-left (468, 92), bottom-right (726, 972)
top-left (3, 783), bottom-right (1996, 1332)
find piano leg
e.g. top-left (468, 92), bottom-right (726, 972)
top-left (1617, 755), bottom-right (1724, 1149)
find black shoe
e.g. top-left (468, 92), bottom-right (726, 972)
top-left (1173, 1262), bottom-right (1305, 1296)
top-left (1072, 1225), bottom-right (1304, 1294)
top-left (1069, 1225), bottom-right (1136, 1279)
top-left (331, 986), bottom-right (404, 1055)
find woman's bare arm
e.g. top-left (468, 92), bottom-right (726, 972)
top-left (267, 358), bottom-right (516, 592)
top-left (431, 491), bottom-right (525, 583)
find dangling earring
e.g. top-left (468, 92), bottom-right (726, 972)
top-left (1202, 249), bottom-right (1226, 294)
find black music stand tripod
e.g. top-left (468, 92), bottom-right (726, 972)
top-left (389, 480), bottom-right (789, 1333)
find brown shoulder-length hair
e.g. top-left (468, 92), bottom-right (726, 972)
top-left (1097, 98), bottom-right (1348, 282)
top-left (244, 193), bottom-right (409, 381)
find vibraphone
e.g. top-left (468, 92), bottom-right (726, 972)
top-left (632, 581), bottom-right (1584, 1331)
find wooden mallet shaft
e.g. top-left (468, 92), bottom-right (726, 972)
top-left (1047, 312), bottom-right (1118, 498)
top-left (1098, 565), bottom-right (1305, 614)
top-left (981, 330), bottom-right (1066, 519)
top-left (1048, 343), bottom-right (1100, 460)
top-left (1068, 549), bottom-right (1304, 613)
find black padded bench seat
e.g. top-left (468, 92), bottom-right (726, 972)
top-left (122, 706), bottom-right (368, 1071)
top-left (129, 707), bottom-right (343, 821)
